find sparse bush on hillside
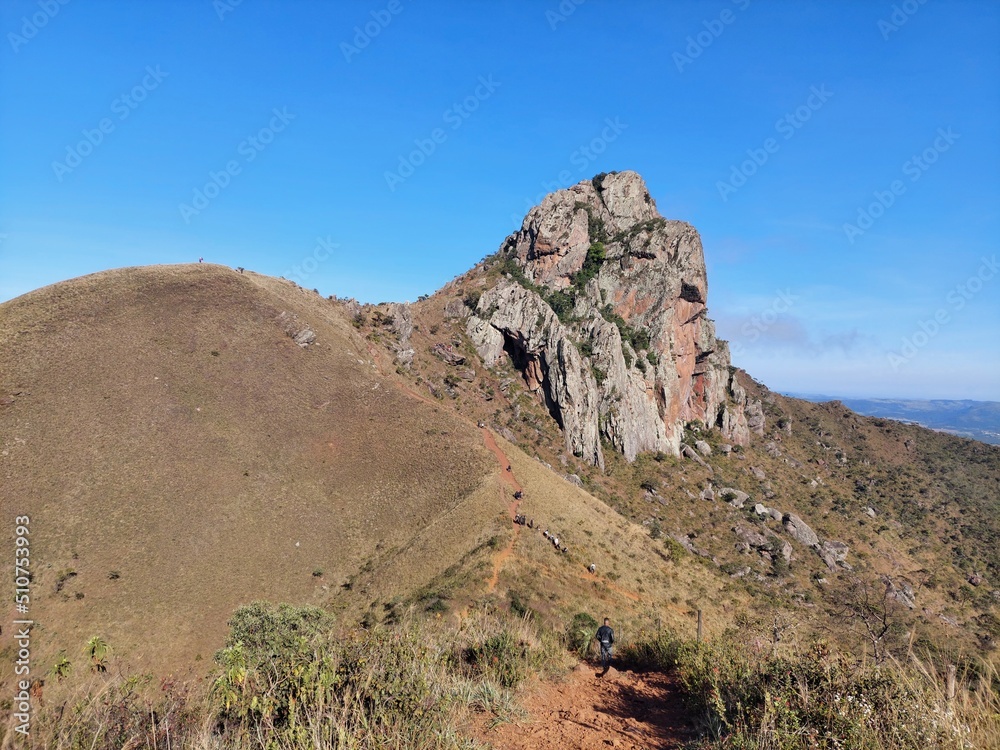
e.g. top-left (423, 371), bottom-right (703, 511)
top-left (566, 612), bottom-right (599, 658)
top-left (464, 290), bottom-right (481, 309)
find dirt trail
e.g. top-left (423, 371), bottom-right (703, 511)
top-left (476, 663), bottom-right (691, 749)
top-left (482, 426), bottom-right (523, 593)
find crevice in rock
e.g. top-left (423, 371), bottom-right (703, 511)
top-left (500, 330), bottom-right (563, 429)
top-left (679, 282), bottom-right (704, 303)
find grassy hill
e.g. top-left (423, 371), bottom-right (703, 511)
top-left (0, 263), bottom-right (734, 679)
top-left (2, 262), bottom-right (998, 748)
top-left (362, 264), bottom-right (1000, 661)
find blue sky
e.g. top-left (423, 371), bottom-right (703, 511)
top-left (1, 0), bottom-right (998, 400)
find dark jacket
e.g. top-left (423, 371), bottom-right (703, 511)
top-left (596, 625), bottom-right (614, 647)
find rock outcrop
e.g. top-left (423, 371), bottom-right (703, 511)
top-left (467, 171), bottom-right (759, 465)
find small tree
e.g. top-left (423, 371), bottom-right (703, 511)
top-left (567, 613), bottom-right (599, 658)
top-left (829, 575), bottom-right (902, 663)
top-left (85, 636), bottom-right (108, 672)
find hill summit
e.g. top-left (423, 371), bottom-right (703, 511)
top-left (467, 170), bottom-right (761, 468)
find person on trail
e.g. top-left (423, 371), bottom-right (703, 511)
top-left (595, 618), bottom-right (614, 671)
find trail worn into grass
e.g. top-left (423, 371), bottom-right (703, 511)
top-left (476, 663), bottom-right (691, 749)
top-left (482, 426), bottom-right (523, 593)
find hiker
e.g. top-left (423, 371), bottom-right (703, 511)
top-left (506, 465), bottom-right (511, 472)
top-left (514, 490), bottom-right (523, 500)
top-left (596, 618), bottom-right (615, 671)
top-left (588, 563), bottom-right (596, 574)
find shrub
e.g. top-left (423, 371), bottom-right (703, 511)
top-left (546, 289), bottom-right (577, 323)
top-left (572, 242), bottom-right (606, 289)
top-left (567, 613), bottom-right (599, 658)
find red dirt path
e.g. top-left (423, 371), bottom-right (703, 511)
top-left (475, 663), bottom-right (692, 749)
top-left (482, 426), bottom-right (523, 593)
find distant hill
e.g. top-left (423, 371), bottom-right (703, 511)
top-left (787, 394), bottom-right (1000, 445)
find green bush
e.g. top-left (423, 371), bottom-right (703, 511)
top-left (566, 613), bottom-right (599, 658)
top-left (572, 242), bottom-right (606, 289)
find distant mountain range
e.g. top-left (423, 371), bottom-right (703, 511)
top-left (786, 395), bottom-right (1000, 445)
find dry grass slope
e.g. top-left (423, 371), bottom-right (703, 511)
top-left (0, 263), bottom-right (722, 685)
top-left (0, 264), bottom-right (498, 671)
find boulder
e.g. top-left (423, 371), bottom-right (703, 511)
top-left (732, 524), bottom-right (769, 550)
top-left (774, 538), bottom-right (793, 563)
top-left (443, 298), bottom-right (469, 319)
top-left (746, 400), bottom-right (766, 436)
top-left (783, 513), bottom-right (820, 548)
top-left (564, 473), bottom-right (583, 487)
top-left (431, 343), bottom-right (466, 366)
top-left (882, 576), bottom-right (916, 609)
top-left (819, 540), bottom-right (850, 570)
top-left (292, 328), bottom-right (316, 347)
top-left (719, 488), bottom-right (749, 509)
top-left (681, 444), bottom-right (712, 472)
top-left (695, 440), bottom-right (712, 456)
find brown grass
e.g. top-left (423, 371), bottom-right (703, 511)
top-left (0, 264), bottom-right (496, 673)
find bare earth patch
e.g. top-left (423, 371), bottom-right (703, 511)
top-left (476, 663), bottom-right (692, 749)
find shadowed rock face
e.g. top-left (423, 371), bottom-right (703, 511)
top-left (468, 171), bottom-right (760, 466)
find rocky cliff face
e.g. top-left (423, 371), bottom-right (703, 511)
top-left (466, 171), bottom-right (761, 467)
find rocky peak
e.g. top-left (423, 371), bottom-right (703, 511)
top-left (468, 171), bottom-right (759, 466)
